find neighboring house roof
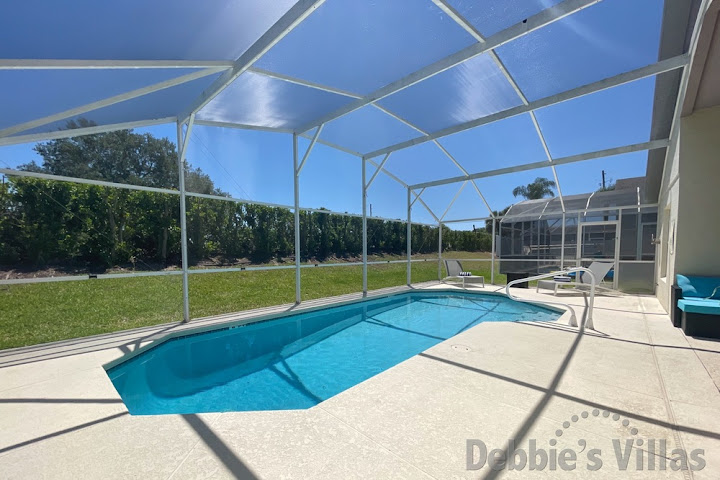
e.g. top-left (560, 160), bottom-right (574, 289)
top-left (502, 178), bottom-right (646, 223)
top-left (615, 176), bottom-right (646, 191)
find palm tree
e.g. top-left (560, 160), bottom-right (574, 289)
top-left (512, 177), bottom-right (556, 200)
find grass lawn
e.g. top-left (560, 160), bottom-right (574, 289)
top-left (0, 252), bottom-right (505, 350)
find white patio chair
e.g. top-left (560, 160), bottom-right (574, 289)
top-left (443, 260), bottom-right (485, 288)
top-left (579, 261), bottom-right (614, 288)
top-left (536, 261), bottom-right (614, 295)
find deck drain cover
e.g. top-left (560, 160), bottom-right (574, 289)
top-left (451, 344), bottom-right (472, 352)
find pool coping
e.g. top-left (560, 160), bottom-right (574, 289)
top-left (102, 287), bottom-right (566, 372)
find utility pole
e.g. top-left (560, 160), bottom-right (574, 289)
top-left (601, 170), bottom-right (606, 190)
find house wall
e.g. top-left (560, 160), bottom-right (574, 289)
top-left (656, 104), bottom-right (720, 310)
top-left (656, 132), bottom-right (680, 310)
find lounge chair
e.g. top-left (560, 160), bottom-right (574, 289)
top-left (579, 261), bottom-right (615, 289)
top-left (443, 260), bottom-right (485, 288)
top-left (536, 261), bottom-right (614, 295)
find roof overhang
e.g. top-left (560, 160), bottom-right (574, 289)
top-left (682, 1), bottom-right (720, 114)
top-left (644, 0), bottom-right (702, 203)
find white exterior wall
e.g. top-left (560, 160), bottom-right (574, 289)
top-left (656, 104), bottom-right (720, 311)
top-left (656, 142), bottom-right (680, 310)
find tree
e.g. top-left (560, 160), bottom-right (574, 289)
top-left (597, 177), bottom-right (616, 192)
top-left (485, 205), bottom-right (511, 232)
top-left (19, 119), bottom-right (222, 264)
top-left (0, 119), bottom-right (493, 271)
top-left (512, 177), bottom-right (556, 200)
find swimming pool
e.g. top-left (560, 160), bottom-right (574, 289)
top-left (106, 290), bottom-right (559, 415)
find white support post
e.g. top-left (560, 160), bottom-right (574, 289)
top-left (177, 116), bottom-right (195, 323)
top-left (296, 124), bottom-right (324, 174)
top-left (293, 124), bottom-right (325, 302)
top-left (407, 188), bottom-right (412, 286)
top-left (561, 212), bottom-right (566, 269)
top-left (614, 208), bottom-right (622, 290)
top-left (293, 134), bottom-right (301, 304)
top-left (438, 222), bottom-right (443, 281)
top-left (491, 217), bottom-right (496, 285)
top-left (362, 157), bottom-right (368, 296)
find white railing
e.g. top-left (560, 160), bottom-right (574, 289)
top-left (505, 267), bottom-right (596, 330)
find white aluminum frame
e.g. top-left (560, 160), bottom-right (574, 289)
top-left (176, 115), bottom-right (195, 322)
top-left (0, 60), bottom-right (235, 70)
top-left (0, 69), bottom-right (223, 139)
top-left (178, 0), bottom-right (327, 124)
top-left (576, 220), bottom-right (621, 290)
top-left (362, 157), bottom-right (368, 295)
top-left (363, 55), bottom-right (688, 159)
top-left (434, 0), bottom-right (567, 212)
top-left (0, 117), bottom-right (178, 147)
top-left (293, 133), bottom-right (302, 303)
top-left (0, 0), bottom-right (688, 321)
top-left (409, 140), bottom-right (670, 190)
top-left (295, 0), bottom-right (601, 134)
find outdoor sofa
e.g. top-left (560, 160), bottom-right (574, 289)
top-left (672, 274), bottom-right (720, 338)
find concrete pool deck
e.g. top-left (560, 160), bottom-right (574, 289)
top-left (1, 283), bottom-right (720, 479)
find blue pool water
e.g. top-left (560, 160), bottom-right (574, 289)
top-left (107, 291), bottom-right (558, 415)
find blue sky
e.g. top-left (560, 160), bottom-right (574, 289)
top-left (0, 0), bottom-right (662, 229)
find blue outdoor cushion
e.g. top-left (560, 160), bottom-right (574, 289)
top-left (678, 298), bottom-right (720, 315)
top-left (676, 274), bottom-right (720, 299)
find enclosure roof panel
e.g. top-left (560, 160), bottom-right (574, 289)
top-left (444, 0), bottom-right (566, 38)
top-left (0, 69), bottom-right (203, 132)
top-left (377, 53), bottom-right (524, 133)
top-left (254, 0), bottom-right (477, 95)
top-left (319, 106), bottom-right (420, 155)
top-left (494, 0), bottom-right (664, 101)
top-left (0, 0), bottom-right (297, 61)
top-left (0, 0), bottom-right (688, 184)
top-left (196, 71), bottom-right (354, 130)
top-left (12, 75), bottom-right (221, 138)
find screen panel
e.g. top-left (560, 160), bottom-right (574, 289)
top-left (554, 152), bottom-right (648, 198)
top-left (438, 113), bottom-right (547, 172)
top-left (382, 142), bottom-right (460, 186)
top-left (197, 72), bottom-right (354, 130)
top-left (319, 106), bottom-right (420, 155)
top-left (11, 74), bottom-right (222, 138)
top-left (299, 141), bottom-right (362, 214)
top-left (534, 77), bottom-right (656, 158)
top-left (1, 69), bottom-right (206, 132)
top-left (0, 123), bottom-right (182, 190)
top-left (471, 166), bottom-right (557, 216)
top-left (0, 0), bottom-right (296, 61)
top-left (255, 0), bottom-right (476, 94)
top-left (184, 125), bottom-right (294, 207)
top-left (377, 53), bottom-right (523, 133)
top-left (495, 0), bottom-right (663, 101)
top-left (444, 0), bottom-right (565, 38)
